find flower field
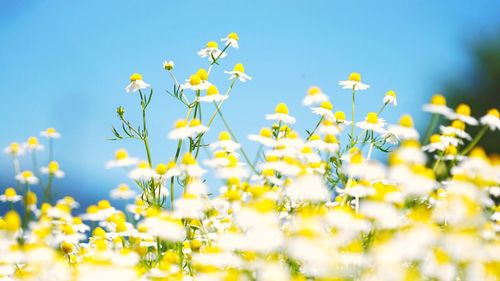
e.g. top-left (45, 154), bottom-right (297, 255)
top-left (1, 33), bottom-right (500, 281)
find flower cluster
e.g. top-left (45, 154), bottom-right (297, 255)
top-left (1, 33), bottom-right (500, 281)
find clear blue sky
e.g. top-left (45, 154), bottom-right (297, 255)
top-left (1, 0), bottom-right (499, 203)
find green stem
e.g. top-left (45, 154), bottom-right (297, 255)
top-left (460, 125), bottom-right (488, 156)
top-left (306, 116), bottom-right (324, 140)
top-left (350, 87), bottom-right (356, 146)
top-left (45, 175), bottom-right (53, 204)
top-left (422, 114), bottom-right (439, 145)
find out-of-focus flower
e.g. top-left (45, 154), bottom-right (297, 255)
top-left (15, 170), bottom-right (39, 185)
top-left (41, 127), bottom-right (62, 139)
top-left (422, 94), bottom-right (453, 116)
top-left (41, 161), bottom-right (65, 178)
top-left (302, 86), bottom-right (329, 106)
top-left (265, 103), bottom-right (296, 124)
top-left (0, 187), bottom-right (22, 203)
top-left (197, 85), bottom-right (228, 103)
top-left (106, 149), bottom-right (138, 169)
top-left (383, 90), bottom-right (398, 106)
top-left (480, 108), bottom-right (500, 130)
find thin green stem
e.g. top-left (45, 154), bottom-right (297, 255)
top-left (306, 116), bottom-right (324, 140)
top-left (460, 125), bottom-right (488, 156)
top-left (350, 87), bottom-right (356, 146)
top-left (422, 114), bottom-right (439, 145)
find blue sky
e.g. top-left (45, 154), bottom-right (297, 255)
top-left (0, 0), bottom-right (499, 204)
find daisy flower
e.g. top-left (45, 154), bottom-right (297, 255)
top-left (387, 114), bottom-right (419, 140)
top-left (383, 90), bottom-right (397, 106)
top-left (0, 187), bottom-right (22, 203)
top-left (248, 128), bottom-right (277, 147)
top-left (439, 120), bottom-right (471, 140)
top-left (480, 108), bottom-right (500, 131)
top-left (179, 153), bottom-right (206, 178)
top-left (168, 119), bottom-right (207, 140)
top-left (40, 127), bottom-right (61, 139)
top-left (323, 134), bottom-right (340, 153)
top-left (333, 110), bottom-right (351, 125)
top-left (24, 136), bottom-right (44, 151)
top-left (265, 103), bottom-right (296, 124)
top-left (225, 63), bottom-right (252, 82)
top-left (221, 32), bottom-right (239, 48)
top-left (15, 170), bottom-right (39, 185)
top-left (356, 112), bottom-right (386, 134)
top-left (197, 85), bottom-right (228, 103)
top-left (318, 119), bottom-right (343, 135)
top-left (311, 101), bottom-right (335, 121)
top-left (3, 142), bottom-right (24, 156)
top-left (422, 94), bottom-right (453, 116)
top-left (210, 131), bottom-right (241, 152)
top-left (128, 161), bottom-right (156, 181)
top-left (106, 148), bottom-right (138, 169)
top-left (155, 161), bottom-right (181, 179)
top-left (302, 86), bottom-right (329, 106)
top-left (110, 184), bottom-right (137, 200)
top-left (163, 60), bottom-right (174, 71)
top-left (197, 41), bottom-right (227, 61)
top-left (338, 72), bottom-right (370, 91)
top-left (447, 104), bottom-right (478, 126)
top-left (125, 73), bottom-right (151, 93)
top-left (422, 134), bottom-right (452, 152)
top-left (41, 161), bottom-right (65, 178)
top-left (181, 69), bottom-right (212, 91)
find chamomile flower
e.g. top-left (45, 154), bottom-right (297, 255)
top-left (480, 108), bottom-right (500, 131)
top-left (197, 85), bottom-right (228, 103)
top-left (41, 161), bottom-right (65, 178)
top-left (41, 127), bottom-right (61, 139)
top-left (311, 101), bottom-right (335, 120)
top-left (302, 86), bottom-right (329, 106)
top-left (197, 41), bottom-right (227, 61)
top-left (383, 90), bottom-right (398, 106)
top-left (155, 161), bottom-right (181, 179)
top-left (163, 60), bottom-right (174, 71)
top-left (333, 111), bottom-right (351, 125)
top-left (125, 73), bottom-right (151, 93)
top-left (210, 131), bottom-right (241, 152)
top-left (387, 114), bottom-right (419, 140)
top-left (168, 119), bottom-right (207, 140)
top-left (440, 120), bottom-right (471, 140)
top-left (221, 32), bottom-right (239, 48)
top-left (338, 72), bottom-right (370, 91)
top-left (248, 128), bottom-right (277, 147)
top-left (356, 112), bottom-right (386, 134)
top-left (0, 187), bottom-right (22, 203)
top-left (3, 142), bottom-right (24, 156)
top-left (225, 63), bottom-right (252, 82)
top-left (265, 103), bottom-right (296, 124)
top-left (24, 136), bottom-right (44, 151)
top-left (106, 149), bottom-right (138, 169)
top-left (318, 119), bottom-right (343, 135)
top-left (422, 94), bottom-right (453, 116)
top-left (128, 161), bottom-right (156, 181)
top-left (179, 152), bottom-right (206, 178)
top-left (15, 170), bottom-right (39, 185)
top-left (323, 134), bottom-right (340, 153)
top-left (447, 104), bottom-right (478, 126)
top-left (422, 134), bottom-right (450, 152)
top-left (110, 184), bottom-right (137, 200)
top-left (181, 69), bottom-right (212, 91)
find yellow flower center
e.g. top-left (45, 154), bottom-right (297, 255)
top-left (26, 191), bottom-right (37, 205)
top-left (320, 101), bottom-right (333, 111)
top-left (196, 68), bottom-right (208, 81)
top-left (137, 161), bottom-right (150, 169)
top-left (166, 161), bottom-right (176, 169)
top-left (324, 134), bottom-right (338, 144)
top-left (189, 119), bottom-right (201, 127)
top-left (189, 75), bottom-right (201, 86)
top-left (118, 184), bottom-right (130, 192)
top-left (366, 112), bottom-right (379, 124)
top-left (228, 32), bottom-right (239, 40)
top-left (309, 134), bottom-right (321, 141)
top-left (206, 41), bottom-right (218, 48)
top-left (206, 85), bottom-right (219, 96)
top-left (130, 73), bottom-right (142, 82)
top-left (348, 72), bottom-right (361, 82)
top-left (3, 211), bottom-right (21, 232)
top-left (385, 90), bottom-right (396, 98)
top-left (233, 63), bottom-right (245, 73)
top-left (87, 205), bottom-right (99, 214)
top-left (9, 142), bottom-right (20, 153)
top-left (398, 114), bottom-right (414, 127)
top-left (98, 200), bottom-right (111, 209)
top-left (22, 170), bottom-right (34, 179)
top-left (430, 94), bottom-right (446, 106)
top-left (47, 128), bottom-right (57, 134)
top-left (469, 147), bottom-right (487, 159)
top-left (275, 103), bottom-right (289, 114)
top-left (487, 108), bottom-right (499, 118)
top-left (218, 131), bottom-right (231, 141)
top-left (4, 187), bottom-right (17, 197)
top-left (455, 104), bottom-right (471, 116)
top-left (301, 146), bottom-right (313, 154)
top-left (430, 134), bottom-right (441, 143)
top-left (174, 119), bottom-right (187, 129)
top-left (259, 128), bottom-right (272, 138)
top-left (451, 120), bottom-right (465, 131)
top-left (334, 111), bottom-right (346, 121)
top-left (444, 145), bottom-right (457, 155)
top-left (351, 153), bottom-right (363, 164)
top-left (156, 163), bottom-right (167, 175)
top-left (182, 153), bottom-right (196, 165)
top-left (48, 161), bottom-right (60, 173)
top-left (307, 86), bottom-right (321, 96)
top-left (27, 137), bottom-right (38, 146)
top-left (115, 149), bottom-right (128, 160)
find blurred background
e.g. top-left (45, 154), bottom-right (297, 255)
top-left (0, 0), bottom-right (499, 210)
